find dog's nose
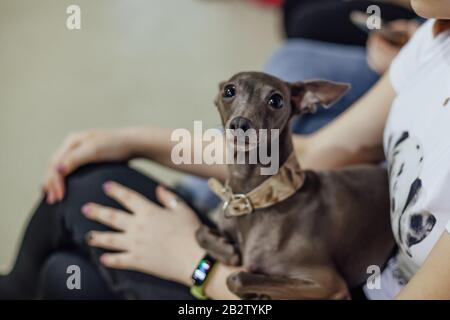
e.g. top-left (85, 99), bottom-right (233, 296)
top-left (229, 117), bottom-right (252, 132)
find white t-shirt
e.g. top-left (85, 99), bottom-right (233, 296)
top-left (364, 20), bottom-right (450, 300)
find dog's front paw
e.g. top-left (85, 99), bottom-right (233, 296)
top-left (195, 225), bottom-right (241, 266)
top-left (226, 272), bottom-right (272, 300)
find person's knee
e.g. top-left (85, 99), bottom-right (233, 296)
top-left (65, 162), bottom-right (133, 199)
top-left (61, 162), bottom-right (161, 244)
top-left (38, 251), bottom-right (80, 299)
top-left (38, 251), bottom-right (115, 299)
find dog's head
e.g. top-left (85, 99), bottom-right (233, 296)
top-left (215, 72), bottom-right (350, 149)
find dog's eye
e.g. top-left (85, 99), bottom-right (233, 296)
top-left (267, 94), bottom-right (283, 109)
top-left (222, 85), bottom-right (236, 99)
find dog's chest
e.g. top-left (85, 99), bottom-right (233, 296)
top-left (217, 208), bottom-right (308, 274)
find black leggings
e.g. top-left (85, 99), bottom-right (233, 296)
top-left (283, 0), bottom-right (416, 46)
top-left (0, 163), bottom-right (201, 299)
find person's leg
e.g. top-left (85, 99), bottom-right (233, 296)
top-left (59, 162), bottom-right (197, 299)
top-left (1, 162), bottom-right (200, 299)
top-left (38, 250), bottom-right (194, 299)
top-left (0, 197), bottom-right (68, 299)
top-left (37, 251), bottom-right (117, 300)
top-left (264, 38), bottom-right (380, 134)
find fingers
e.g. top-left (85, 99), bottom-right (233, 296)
top-left (155, 185), bottom-right (188, 211)
top-left (101, 182), bottom-right (188, 216)
top-left (45, 173), bottom-right (65, 204)
top-left (369, 32), bottom-right (388, 47)
top-left (58, 144), bottom-right (96, 177)
top-left (43, 132), bottom-right (86, 203)
top-left (45, 189), bottom-right (56, 205)
top-left (388, 19), bottom-right (409, 31)
top-left (103, 181), bottom-right (157, 213)
top-left (43, 166), bottom-right (66, 204)
top-left (49, 134), bottom-right (82, 173)
top-left (388, 19), bottom-right (419, 36)
top-left (99, 252), bottom-right (134, 270)
top-left (82, 203), bottom-right (131, 231)
top-left (87, 231), bottom-right (130, 252)
top-left (44, 143), bottom-right (101, 204)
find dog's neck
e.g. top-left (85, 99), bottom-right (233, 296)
top-left (227, 128), bottom-right (295, 194)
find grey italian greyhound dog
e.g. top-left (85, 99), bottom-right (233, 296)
top-left (196, 71), bottom-right (394, 300)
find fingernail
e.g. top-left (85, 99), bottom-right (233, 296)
top-left (100, 254), bottom-right (108, 264)
top-left (81, 204), bottom-right (92, 216)
top-left (85, 232), bottom-right (93, 243)
top-left (57, 165), bottom-right (65, 174)
top-left (157, 185), bottom-right (168, 193)
top-left (47, 193), bottom-right (55, 205)
top-left (103, 181), bottom-right (113, 193)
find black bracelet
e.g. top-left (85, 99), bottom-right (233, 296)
top-left (190, 254), bottom-right (216, 300)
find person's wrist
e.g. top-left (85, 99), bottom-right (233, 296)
top-left (117, 127), bottom-right (147, 158)
top-left (204, 263), bottom-right (241, 300)
top-left (177, 235), bottom-right (206, 287)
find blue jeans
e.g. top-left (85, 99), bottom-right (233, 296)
top-left (180, 39), bottom-right (379, 212)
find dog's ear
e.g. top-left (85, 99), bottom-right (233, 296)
top-left (290, 80), bottom-right (350, 114)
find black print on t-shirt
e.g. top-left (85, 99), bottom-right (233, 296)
top-left (387, 131), bottom-right (436, 257)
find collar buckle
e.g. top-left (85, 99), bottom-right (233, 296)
top-left (223, 193), bottom-right (254, 218)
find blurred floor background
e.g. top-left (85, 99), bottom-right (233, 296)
top-left (0, 0), bottom-right (281, 272)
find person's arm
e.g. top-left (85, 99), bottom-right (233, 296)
top-left (294, 72), bottom-right (396, 170)
top-left (203, 264), bottom-right (240, 299)
top-left (396, 231), bottom-right (450, 299)
top-left (123, 126), bottom-right (227, 181)
top-left (44, 127), bottom-right (227, 203)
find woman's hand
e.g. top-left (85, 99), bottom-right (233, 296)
top-left (83, 182), bottom-right (205, 286)
top-left (43, 129), bottom-right (137, 204)
top-left (367, 32), bottom-right (402, 74)
top-left (366, 19), bottom-right (419, 74)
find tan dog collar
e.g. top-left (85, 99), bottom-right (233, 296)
top-left (208, 153), bottom-right (305, 218)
